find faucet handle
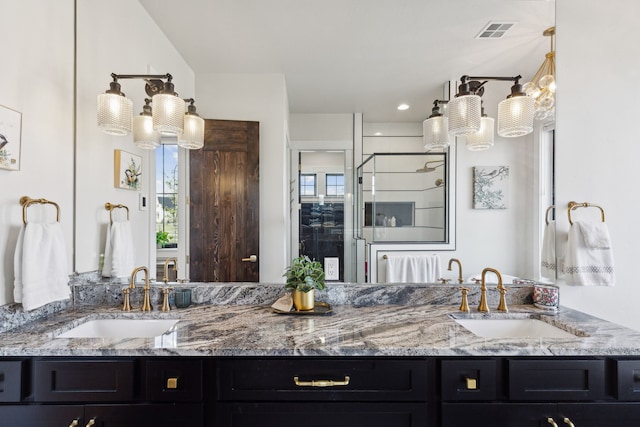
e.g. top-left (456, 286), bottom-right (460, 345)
top-left (439, 278), bottom-right (451, 284)
top-left (122, 288), bottom-right (132, 311)
top-left (457, 287), bottom-right (470, 312)
top-left (161, 287), bottom-right (173, 312)
top-left (496, 285), bottom-right (509, 312)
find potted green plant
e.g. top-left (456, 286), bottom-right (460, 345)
top-left (283, 255), bottom-right (326, 311)
top-left (156, 231), bottom-right (171, 249)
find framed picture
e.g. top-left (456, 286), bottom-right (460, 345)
top-left (0, 104), bottom-right (22, 171)
top-left (114, 149), bottom-right (142, 191)
top-left (473, 166), bottom-right (509, 209)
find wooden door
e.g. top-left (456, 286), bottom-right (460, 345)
top-left (190, 119), bottom-right (259, 282)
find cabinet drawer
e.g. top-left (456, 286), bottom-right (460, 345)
top-left (216, 402), bottom-right (429, 427)
top-left (614, 359), bottom-right (640, 400)
top-left (217, 358), bottom-right (430, 401)
top-left (34, 359), bottom-right (134, 402)
top-left (145, 359), bottom-right (203, 402)
top-left (441, 359), bottom-right (497, 401)
top-left (508, 359), bottom-right (604, 401)
top-left (0, 360), bottom-right (25, 402)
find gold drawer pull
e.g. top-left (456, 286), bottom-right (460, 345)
top-left (465, 377), bottom-right (477, 390)
top-left (547, 418), bottom-right (559, 427)
top-left (293, 376), bottom-right (350, 387)
top-left (563, 418), bottom-right (575, 427)
top-left (68, 420), bottom-right (79, 427)
top-left (167, 377), bottom-right (179, 389)
top-left (86, 418), bottom-right (96, 427)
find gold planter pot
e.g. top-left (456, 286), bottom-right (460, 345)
top-left (293, 289), bottom-right (315, 311)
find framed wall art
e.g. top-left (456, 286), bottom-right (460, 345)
top-left (114, 149), bottom-right (142, 191)
top-left (473, 165), bottom-right (509, 209)
top-left (0, 104), bottom-right (22, 171)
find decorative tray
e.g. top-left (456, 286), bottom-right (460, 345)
top-left (272, 301), bottom-right (333, 315)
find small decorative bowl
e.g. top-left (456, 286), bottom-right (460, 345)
top-left (533, 284), bottom-right (559, 311)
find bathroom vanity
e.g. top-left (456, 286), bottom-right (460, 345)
top-left (0, 282), bottom-right (639, 426)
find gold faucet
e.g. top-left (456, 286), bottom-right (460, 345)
top-left (479, 267), bottom-right (508, 313)
top-left (163, 258), bottom-right (178, 283)
top-left (447, 258), bottom-right (464, 284)
top-left (129, 266), bottom-right (152, 312)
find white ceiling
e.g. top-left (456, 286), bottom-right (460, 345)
top-left (138, 0), bottom-right (555, 123)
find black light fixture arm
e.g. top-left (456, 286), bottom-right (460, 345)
top-left (108, 73), bottom-right (177, 97)
top-left (457, 75), bottom-right (525, 98)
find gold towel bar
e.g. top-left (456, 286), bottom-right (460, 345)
top-left (567, 201), bottom-right (605, 225)
top-left (105, 202), bottom-right (130, 223)
top-left (19, 196), bottom-right (61, 225)
top-left (545, 205), bottom-right (555, 225)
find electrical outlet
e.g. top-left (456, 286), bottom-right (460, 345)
top-left (324, 257), bottom-right (339, 281)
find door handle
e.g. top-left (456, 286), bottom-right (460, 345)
top-left (242, 255), bottom-right (258, 262)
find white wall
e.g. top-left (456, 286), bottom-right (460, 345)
top-left (0, 0), bottom-right (75, 304)
top-left (555, 0), bottom-right (640, 330)
top-left (196, 74), bottom-right (289, 282)
top-left (75, 0), bottom-right (195, 275)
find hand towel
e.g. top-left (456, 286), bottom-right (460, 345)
top-left (564, 220), bottom-right (615, 286)
top-left (14, 222), bottom-right (70, 311)
top-left (102, 219), bottom-right (135, 278)
top-left (385, 254), bottom-right (442, 283)
top-left (541, 219), bottom-right (557, 279)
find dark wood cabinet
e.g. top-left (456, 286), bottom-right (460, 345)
top-left (1, 355), bottom-right (640, 426)
top-left (440, 357), bottom-right (640, 427)
top-left (215, 358), bottom-right (433, 427)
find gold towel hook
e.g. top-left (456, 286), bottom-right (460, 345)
top-left (567, 201), bottom-right (605, 225)
top-left (20, 196), bottom-right (61, 225)
top-left (105, 202), bottom-right (130, 223)
top-left (545, 205), bottom-right (555, 225)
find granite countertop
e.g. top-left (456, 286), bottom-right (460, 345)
top-left (2, 301), bottom-right (640, 357)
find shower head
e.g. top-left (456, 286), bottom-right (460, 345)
top-left (416, 161), bottom-right (444, 173)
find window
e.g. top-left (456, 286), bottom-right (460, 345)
top-left (326, 174), bottom-right (344, 197)
top-left (156, 144), bottom-right (179, 248)
top-left (300, 173), bottom-right (317, 196)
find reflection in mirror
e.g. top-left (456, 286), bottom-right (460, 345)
top-left (357, 152), bottom-right (449, 244)
top-left (538, 126), bottom-right (556, 282)
top-left (155, 143), bottom-right (181, 281)
top-left (298, 151), bottom-right (346, 281)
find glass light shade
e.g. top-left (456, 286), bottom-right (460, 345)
top-left (133, 115), bottom-right (161, 149)
top-left (178, 114), bottom-right (205, 149)
top-left (152, 94), bottom-right (185, 136)
top-left (497, 95), bottom-right (534, 137)
top-left (447, 94), bottom-right (482, 136)
top-left (465, 117), bottom-right (494, 151)
top-left (423, 116), bottom-right (450, 150)
top-left (97, 93), bottom-right (132, 135)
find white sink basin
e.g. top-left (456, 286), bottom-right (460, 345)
top-left (56, 319), bottom-right (179, 338)
top-left (453, 318), bottom-right (576, 338)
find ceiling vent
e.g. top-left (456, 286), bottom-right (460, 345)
top-left (475, 22), bottom-right (517, 39)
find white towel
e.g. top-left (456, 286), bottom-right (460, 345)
top-left (564, 220), bottom-right (615, 286)
top-left (13, 222), bottom-right (70, 311)
top-left (102, 220), bottom-right (135, 278)
top-left (385, 254), bottom-right (442, 283)
top-left (541, 219), bottom-right (557, 279)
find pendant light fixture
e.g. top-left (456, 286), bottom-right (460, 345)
top-left (151, 75), bottom-right (185, 136)
top-left (447, 78), bottom-right (483, 137)
top-left (423, 100), bottom-right (450, 151)
top-left (97, 77), bottom-right (133, 136)
top-left (497, 78), bottom-right (535, 137)
top-left (465, 101), bottom-right (494, 151)
top-left (97, 73), bottom-right (204, 150)
top-left (178, 99), bottom-right (205, 149)
top-left (449, 75), bottom-right (534, 140)
top-left (133, 98), bottom-right (160, 149)
top-left (523, 26), bottom-right (556, 121)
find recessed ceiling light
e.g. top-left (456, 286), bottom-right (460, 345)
top-left (475, 21), bottom-right (517, 39)
top-left (374, 132), bottom-right (383, 136)
top-left (397, 104), bottom-right (410, 111)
